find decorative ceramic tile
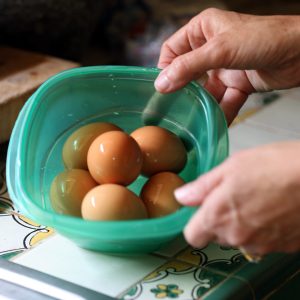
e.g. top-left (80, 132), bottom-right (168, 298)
top-left (202, 277), bottom-right (255, 300)
top-left (233, 252), bottom-right (300, 299)
top-left (0, 159), bottom-right (54, 257)
top-left (176, 243), bottom-right (247, 276)
top-left (228, 122), bottom-right (300, 154)
top-left (244, 89), bottom-right (300, 135)
top-left (265, 271), bottom-right (300, 300)
top-left (120, 260), bottom-right (226, 299)
top-left (231, 91), bottom-right (280, 126)
top-left (153, 234), bottom-right (188, 258)
top-left (13, 234), bottom-right (166, 297)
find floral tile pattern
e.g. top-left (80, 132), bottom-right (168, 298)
top-left (176, 243), bottom-right (247, 275)
top-left (120, 260), bottom-right (226, 300)
top-left (0, 149), bottom-right (54, 257)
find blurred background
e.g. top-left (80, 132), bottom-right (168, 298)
top-left (1, 0), bottom-right (300, 66)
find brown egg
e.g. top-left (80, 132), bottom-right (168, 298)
top-left (62, 122), bottom-right (122, 169)
top-left (130, 126), bottom-right (187, 177)
top-left (140, 172), bottom-right (184, 218)
top-left (81, 184), bottom-right (148, 221)
top-left (50, 169), bottom-right (97, 217)
top-left (87, 131), bottom-right (143, 185)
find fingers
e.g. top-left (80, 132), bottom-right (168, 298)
top-left (203, 73), bottom-right (227, 103)
top-left (183, 204), bottom-right (216, 249)
top-left (220, 87), bottom-right (249, 125)
top-left (182, 182), bottom-right (230, 248)
top-left (203, 71), bottom-right (253, 124)
top-left (174, 165), bottom-right (224, 206)
top-left (157, 13), bottom-right (207, 69)
top-left (157, 25), bottom-right (193, 69)
top-left (155, 37), bottom-right (231, 93)
top-left (178, 143), bottom-right (300, 255)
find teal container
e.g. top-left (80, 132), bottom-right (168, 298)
top-left (6, 66), bottom-right (228, 254)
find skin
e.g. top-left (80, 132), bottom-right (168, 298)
top-left (154, 8), bottom-right (300, 255)
top-left (155, 8), bottom-right (300, 124)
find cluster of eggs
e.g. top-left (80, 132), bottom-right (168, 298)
top-left (50, 122), bottom-right (187, 221)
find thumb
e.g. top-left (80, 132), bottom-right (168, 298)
top-left (174, 165), bottom-right (224, 206)
top-left (155, 35), bottom-right (231, 93)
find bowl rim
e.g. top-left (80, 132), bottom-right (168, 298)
top-left (14, 65), bottom-right (228, 240)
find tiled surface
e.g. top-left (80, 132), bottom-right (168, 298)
top-left (0, 146), bottom-right (54, 257)
top-left (176, 244), bottom-right (248, 276)
top-left (120, 261), bottom-right (227, 299)
top-left (266, 271), bottom-right (300, 300)
top-left (229, 90), bottom-right (300, 154)
top-left (233, 253), bottom-right (300, 299)
top-left (12, 234), bottom-right (166, 297)
top-left (200, 251), bottom-right (300, 300)
top-left (244, 89), bottom-right (300, 135)
top-left (203, 277), bottom-right (254, 300)
top-left (1, 89), bottom-right (300, 299)
top-left (231, 91), bottom-right (280, 125)
top-left (229, 122), bottom-right (300, 154)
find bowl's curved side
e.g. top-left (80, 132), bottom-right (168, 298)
top-left (185, 80), bottom-right (229, 172)
top-left (6, 95), bottom-right (35, 214)
top-left (201, 87), bottom-right (229, 168)
top-left (7, 66), bottom-right (229, 254)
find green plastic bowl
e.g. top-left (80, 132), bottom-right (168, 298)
top-left (6, 66), bottom-right (228, 254)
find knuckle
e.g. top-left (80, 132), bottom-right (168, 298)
top-left (173, 56), bottom-right (188, 71)
top-left (207, 36), bottom-right (234, 68)
top-left (161, 40), bottom-right (170, 52)
top-left (227, 228), bottom-right (252, 246)
top-left (203, 207), bottom-right (220, 229)
top-left (200, 7), bottom-right (222, 20)
top-left (188, 14), bottom-right (202, 29)
top-left (171, 56), bottom-right (191, 79)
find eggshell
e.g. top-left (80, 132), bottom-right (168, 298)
top-left (81, 184), bottom-right (148, 221)
top-left (130, 126), bottom-right (187, 176)
top-left (62, 122), bottom-right (122, 169)
top-left (140, 172), bottom-right (184, 218)
top-left (87, 131), bottom-right (143, 185)
top-left (50, 169), bottom-right (97, 217)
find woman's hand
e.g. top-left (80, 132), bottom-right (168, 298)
top-left (155, 8), bottom-right (300, 124)
top-left (175, 142), bottom-right (300, 255)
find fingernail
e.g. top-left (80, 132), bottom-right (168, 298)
top-left (154, 72), bottom-right (171, 92)
top-left (174, 186), bottom-right (188, 201)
